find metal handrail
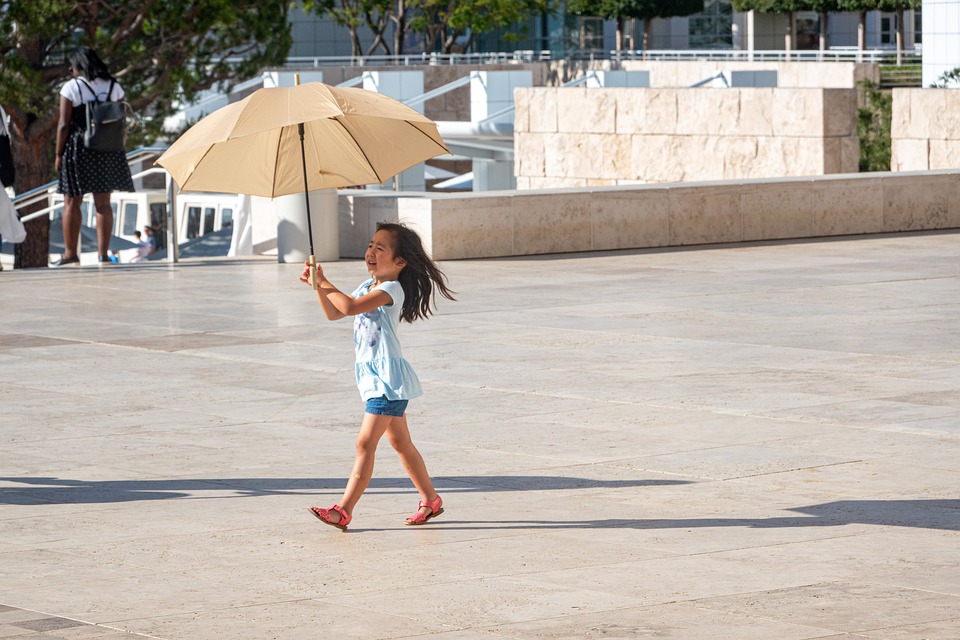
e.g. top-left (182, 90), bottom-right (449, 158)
top-left (13, 147), bottom-right (167, 219)
top-left (18, 168), bottom-right (169, 224)
top-left (402, 75), bottom-right (471, 108)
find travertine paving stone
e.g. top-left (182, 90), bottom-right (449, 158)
top-left (1, 231), bottom-right (959, 639)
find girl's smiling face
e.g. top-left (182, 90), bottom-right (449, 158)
top-left (365, 229), bottom-right (406, 282)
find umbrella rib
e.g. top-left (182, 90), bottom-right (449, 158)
top-left (332, 116), bottom-right (385, 185)
top-left (272, 127), bottom-right (285, 198)
top-left (404, 119), bottom-right (451, 155)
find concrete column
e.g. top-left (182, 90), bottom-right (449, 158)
top-left (470, 70), bottom-right (532, 190)
top-left (363, 71), bottom-right (426, 191)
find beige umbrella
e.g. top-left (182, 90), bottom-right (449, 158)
top-left (156, 80), bottom-right (448, 278)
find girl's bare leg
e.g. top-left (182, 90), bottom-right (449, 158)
top-left (328, 412), bottom-right (393, 524)
top-left (385, 414), bottom-right (439, 517)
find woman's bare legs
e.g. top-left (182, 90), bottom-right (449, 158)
top-left (324, 412), bottom-right (439, 524)
top-left (92, 192), bottom-right (113, 258)
top-left (61, 194), bottom-right (82, 259)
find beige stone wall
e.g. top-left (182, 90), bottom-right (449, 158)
top-left (892, 88), bottom-right (960, 172)
top-left (338, 171), bottom-right (960, 260)
top-left (514, 87), bottom-right (859, 189)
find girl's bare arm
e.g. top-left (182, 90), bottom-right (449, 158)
top-left (300, 262), bottom-right (393, 320)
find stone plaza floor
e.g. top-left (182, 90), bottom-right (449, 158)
top-left (1, 230), bottom-right (959, 639)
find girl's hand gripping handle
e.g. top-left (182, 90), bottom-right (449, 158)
top-left (309, 254), bottom-right (319, 290)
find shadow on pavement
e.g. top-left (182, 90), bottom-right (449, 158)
top-left (0, 475), bottom-right (691, 504)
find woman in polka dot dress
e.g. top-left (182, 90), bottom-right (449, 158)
top-left (53, 46), bottom-right (133, 266)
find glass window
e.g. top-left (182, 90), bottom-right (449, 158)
top-left (203, 207), bottom-right (216, 235)
top-left (221, 208), bottom-right (233, 228)
top-left (150, 203), bottom-right (167, 229)
top-left (122, 203), bottom-right (138, 236)
top-left (186, 206), bottom-right (201, 239)
top-left (689, 0), bottom-right (733, 49)
top-left (150, 203), bottom-right (167, 250)
top-left (578, 16), bottom-right (604, 51)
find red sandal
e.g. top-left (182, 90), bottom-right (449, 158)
top-left (405, 494), bottom-right (443, 525)
top-left (308, 504), bottom-right (352, 531)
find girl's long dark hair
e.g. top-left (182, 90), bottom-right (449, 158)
top-left (379, 222), bottom-right (455, 323)
top-left (69, 46), bottom-right (113, 82)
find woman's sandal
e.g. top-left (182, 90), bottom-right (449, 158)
top-left (405, 494), bottom-right (443, 526)
top-left (308, 504), bottom-right (352, 531)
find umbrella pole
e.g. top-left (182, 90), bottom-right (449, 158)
top-left (299, 122), bottom-right (318, 290)
top-left (295, 74), bottom-right (319, 290)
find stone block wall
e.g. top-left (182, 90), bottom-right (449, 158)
top-left (892, 88), bottom-right (960, 172)
top-left (514, 87), bottom-right (859, 189)
top-left (338, 171), bottom-right (960, 260)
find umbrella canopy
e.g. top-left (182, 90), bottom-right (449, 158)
top-left (156, 82), bottom-right (449, 196)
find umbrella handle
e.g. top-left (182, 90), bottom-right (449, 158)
top-left (309, 254), bottom-right (319, 291)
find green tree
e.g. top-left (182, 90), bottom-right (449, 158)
top-left (838, 1), bottom-right (919, 62)
top-left (568, 0), bottom-right (703, 56)
top-left (856, 79), bottom-right (891, 171)
top-left (410, 0), bottom-right (556, 54)
top-left (0, 0), bottom-right (292, 268)
top-left (302, 0), bottom-right (394, 56)
top-left (806, 0), bottom-right (843, 51)
top-left (877, 0), bottom-right (921, 64)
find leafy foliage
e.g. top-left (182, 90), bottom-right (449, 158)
top-left (930, 66), bottom-right (960, 88)
top-left (304, 0), bottom-right (558, 55)
top-left (0, 0), bottom-right (292, 267)
top-left (1, 0), bottom-right (291, 169)
top-left (567, 0), bottom-right (703, 20)
top-left (856, 79), bottom-right (891, 172)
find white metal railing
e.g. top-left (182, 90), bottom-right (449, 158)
top-left (282, 48), bottom-right (919, 68)
top-left (16, 165), bottom-right (169, 225)
top-left (610, 48), bottom-right (921, 64)
top-left (284, 50), bottom-right (553, 68)
top-left (12, 147), bottom-right (166, 220)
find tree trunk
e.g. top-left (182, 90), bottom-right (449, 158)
top-left (785, 11), bottom-right (794, 61)
top-left (11, 117), bottom-right (55, 269)
top-left (615, 16), bottom-right (623, 64)
top-left (896, 7), bottom-right (905, 65)
top-left (393, 0), bottom-right (406, 56)
top-left (350, 27), bottom-right (363, 57)
top-left (858, 9), bottom-right (866, 62)
top-left (819, 10), bottom-right (829, 56)
top-left (643, 17), bottom-right (652, 61)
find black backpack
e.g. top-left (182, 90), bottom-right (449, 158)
top-left (76, 78), bottom-right (125, 154)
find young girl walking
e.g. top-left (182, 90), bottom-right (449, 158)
top-left (300, 222), bottom-right (455, 530)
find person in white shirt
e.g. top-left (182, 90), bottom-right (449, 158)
top-left (53, 46), bottom-right (133, 267)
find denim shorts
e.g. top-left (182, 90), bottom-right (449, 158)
top-left (365, 396), bottom-right (409, 417)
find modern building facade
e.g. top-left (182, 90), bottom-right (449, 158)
top-left (288, 1), bottom-right (921, 59)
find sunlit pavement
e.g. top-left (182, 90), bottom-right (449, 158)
top-left (2, 232), bottom-right (959, 639)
